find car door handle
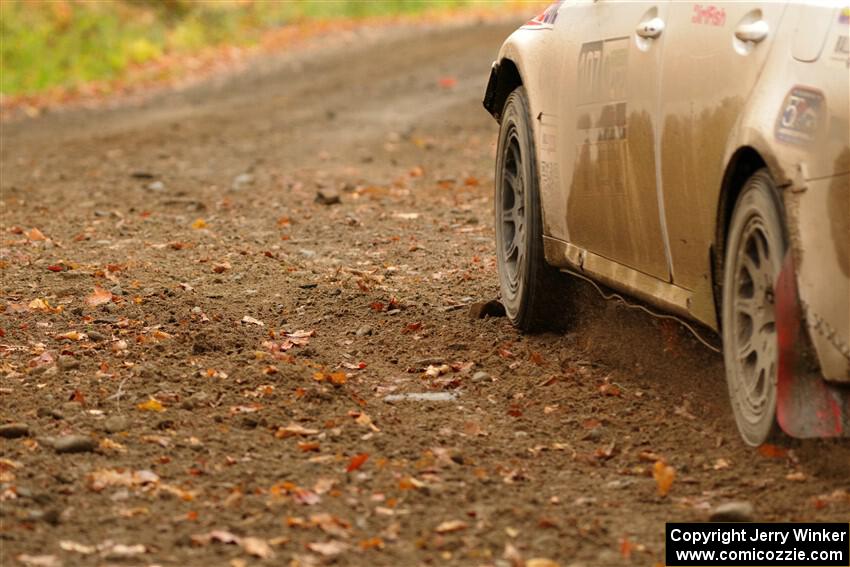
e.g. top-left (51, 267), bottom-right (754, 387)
top-left (734, 20), bottom-right (769, 43)
top-left (636, 17), bottom-right (665, 39)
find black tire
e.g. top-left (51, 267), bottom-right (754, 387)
top-left (721, 169), bottom-right (786, 446)
top-left (495, 87), bottom-right (570, 331)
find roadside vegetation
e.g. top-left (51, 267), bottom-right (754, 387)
top-left (1, 0), bottom-right (499, 97)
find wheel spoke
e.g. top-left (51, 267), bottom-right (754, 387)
top-left (737, 335), bottom-right (755, 360)
top-left (504, 169), bottom-right (518, 192)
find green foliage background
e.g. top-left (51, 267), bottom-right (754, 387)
top-left (0, 0), bottom-right (488, 96)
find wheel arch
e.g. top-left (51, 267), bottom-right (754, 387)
top-left (712, 146), bottom-right (769, 327)
top-left (483, 58), bottom-right (524, 122)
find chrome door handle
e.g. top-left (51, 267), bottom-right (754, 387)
top-left (636, 17), bottom-right (665, 39)
top-left (735, 20), bottom-right (769, 42)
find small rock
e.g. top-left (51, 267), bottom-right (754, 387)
top-left (299, 249), bottom-right (317, 258)
top-left (384, 392), bottom-right (457, 403)
top-left (315, 187), bottom-right (341, 205)
top-left (87, 330), bottom-right (107, 342)
top-left (468, 300), bottom-right (506, 319)
top-left (110, 285), bottom-right (125, 296)
top-left (52, 435), bottom-right (96, 454)
top-left (356, 324), bottom-right (373, 337)
top-left (472, 371), bottom-right (491, 383)
top-left (710, 501), bottom-right (754, 522)
top-left (0, 423), bottom-right (30, 438)
top-left (37, 407), bottom-right (65, 420)
top-left (57, 356), bottom-right (80, 371)
top-left (232, 173), bottom-right (254, 190)
top-left (103, 415), bottom-right (130, 434)
top-left (582, 426), bottom-right (606, 442)
top-left (146, 181), bottom-right (165, 192)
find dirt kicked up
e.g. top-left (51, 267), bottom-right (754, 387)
top-left (1, 18), bottom-right (849, 567)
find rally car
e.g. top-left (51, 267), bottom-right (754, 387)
top-left (483, 1), bottom-right (849, 445)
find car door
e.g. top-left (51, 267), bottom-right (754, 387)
top-left (658, 3), bottom-right (788, 293)
top-left (561, 0), bottom-right (672, 281)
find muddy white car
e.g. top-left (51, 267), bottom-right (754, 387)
top-left (483, 1), bottom-right (849, 445)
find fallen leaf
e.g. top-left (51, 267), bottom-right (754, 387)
top-left (527, 559), bottom-right (561, 567)
top-left (758, 443), bottom-right (788, 459)
top-left (359, 537), bottom-right (385, 550)
top-left (241, 315), bottom-right (265, 326)
top-left (85, 287), bottom-right (113, 307)
top-left (346, 453), bottom-right (369, 473)
top-left (438, 76), bottom-right (457, 89)
top-left (241, 537), bottom-right (274, 559)
top-left (55, 331), bottom-right (85, 341)
top-left (306, 541), bottom-right (348, 557)
top-left (435, 520), bottom-right (467, 534)
top-left (191, 218), bottom-right (207, 229)
top-left (275, 423), bottom-right (319, 438)
top-left (212, 261), bottom-right (231, 273)
top-left (137, 398), bottom-right (165, 412)
top-left (26, 227), bottom-right (47, 241)
top-left (652, 460), bottom-right (676, 496)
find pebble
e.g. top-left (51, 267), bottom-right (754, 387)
top-left (37, 407), bottom-right (65, 420)
top-left (468, 299), bottom-right (506, 319)
top-left (110, 285), bottom-right (125, 296)
top-left (0, 423), bottom-right (30, 438)
top-left (472, 371), bottom-right (491, 383)
top-left (315, 187), bottom-right (341, 205)
top-left (52, 435), bottom-right (96, 454)
top-left (232, 173), bottom-right (254, 189)
top-left (57, 356), bottom-right (80, 371)
top-left (87, 330), bottom-right (107, 342)
top-left (383, 392), bottom-right (457, 403)
top-left (710, 501), bottom-right (754, 522)
top-left (146, 181), bottom-right (165, 192)
top-left (356, 324), bottom-right (373, 337)
top-left (103, 415), bottom-right (130, 434)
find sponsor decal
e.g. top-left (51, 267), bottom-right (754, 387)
top-left (576, 39), bottom-right (628, 142)
top-left (692, 4), bottom-right (727, 27)
top-left (523, 1), bottom-right (563, 29)
top-left (839, 7), bottom-right (850, 25)
top-left (833, 34), bottom-right (849, 64)
top-left (775, 87), bottom-right (825, 146)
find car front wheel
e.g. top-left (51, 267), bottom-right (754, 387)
top-left (495, 87), bottom-right (570, 331)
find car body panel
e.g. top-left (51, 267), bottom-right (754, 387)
top-left (562, 1), bottom-right (671, 282)
top-left (658, 3), bottom-right (787, 293)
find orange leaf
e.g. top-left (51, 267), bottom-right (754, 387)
top-left (191, 218), bottom-right (207, 229)
top-left (26, 227), bottom-right (46, 241)
top-left (137, 398), bottom-right (165, 412)
top-left (85, 287), bottom-right (113, 307)
top-left (359, 537), bottom-right (385, 551)
top-left (758, 443), bottom-right (788, 459)
top-left (652, 460), bottom-right (675, 496)
top-left (298, 442), bottom-right (320, 452)
top-left (346, 453), bottom-right (369, 473)
top-left (438, 76), bottom-right (457, 89)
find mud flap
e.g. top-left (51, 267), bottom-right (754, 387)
top-left (775, 252), bottom-right (850, 437)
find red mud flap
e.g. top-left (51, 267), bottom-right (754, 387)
top-left (776, 252), bottom-right (850, 438)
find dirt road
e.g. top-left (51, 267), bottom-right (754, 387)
top-left (2, 18), bottom-right (849, 567)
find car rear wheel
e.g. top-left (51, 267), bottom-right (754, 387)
top-left (495, 87), bottom-right (570, 331)
top-left (722, 170), bottom-right (786, 446)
